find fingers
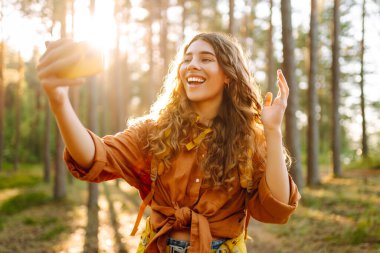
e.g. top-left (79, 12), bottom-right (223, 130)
top-left (264, 92), bottom-right (273, 107)
top-left (38, 41), bottom-right (82, 72)
top-left (38, 53), bottom-right (82, 78)
top-left (40, 77), bottom-right (86, 89)
top-left (39, 38), bottom-right (73, 63)
top-left (276, 69), bottom-right (289, 101)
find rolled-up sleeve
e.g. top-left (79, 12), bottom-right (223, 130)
top-left (64, 121), bottom-right (152, 199)
top-left (248, 173), bottom-right (301, 224)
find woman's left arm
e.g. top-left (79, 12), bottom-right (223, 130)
top-left (261, 69), bottom-right (290, 204)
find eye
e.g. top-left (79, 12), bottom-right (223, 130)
top-left (201, 58), bottom-right (213, 63)
top-left (182, 58), bottom-right (191, 63)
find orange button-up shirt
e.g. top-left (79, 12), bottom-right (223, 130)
top-left (64, 120), bottom-right (301, 253)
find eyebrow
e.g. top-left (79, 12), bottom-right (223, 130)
top-left (185, 51), bottom-right (216, 57)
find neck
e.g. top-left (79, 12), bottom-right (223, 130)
top-left (190, 98), bottom-right (223, 127)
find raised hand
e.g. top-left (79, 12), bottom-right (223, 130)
top-left (37, 39), bottom-right (86, 107)
top-left (261, 69), bottom-right (289, 132)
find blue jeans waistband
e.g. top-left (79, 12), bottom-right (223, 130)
top-left (166, 237), bottom-right (226, 250)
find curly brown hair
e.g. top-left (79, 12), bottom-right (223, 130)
top-left (137, 32), bottom-right (268, 192)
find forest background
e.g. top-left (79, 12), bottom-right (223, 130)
top-left (0, 0), bottom-right (379, 252)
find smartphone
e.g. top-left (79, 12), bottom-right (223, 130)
top-left (56, 42), bottom-right (103, 79)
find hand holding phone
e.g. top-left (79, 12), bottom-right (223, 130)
top-left (55, 42), bottom-right (103, 79)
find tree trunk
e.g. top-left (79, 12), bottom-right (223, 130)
top-left (197, 0), bottom-right (202, 31)
top-left (160, 0), bottom-right (169, 78)
top-left (114, 0), bottom-right (124, 132)
top-left (43, 19), bottom-right (56, 184)
top-left (13, 53), bottom-right (23, 171)
top-left (281, 0), bottom-right (303, 190)
top-left (266, 0), bottom-right (275, 95)
top-left (332, 0), bottom-right (342, 177)
top-left (307, 0), bottom-right (320, 186)
top-left (147, 4), bottom-right (155, 107)
top-left (0, 42), bottom-right (4, 171)
top-left (34, 65), bottom-right (43, 162)
top-left (44, 101), bottom-right (51, 183)
top-left (87, 0), bottom-right (99, 209)
top-left (69, 0), bottom-right (80, 118)
top-left (87, 76), bottom-right (98, 208)
top-left (54, 0), bottom-right (67, 199)
top-left (180, 0), bottom-right (186, 40)
top-left (229, 0), bottom-right (235, 35)
top-left (359, 0), bottom-right (368, 158)
top-left (54, 125), bottom-right (66, 198)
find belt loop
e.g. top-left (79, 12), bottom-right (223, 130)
top-left (168, 245), bottom-right (188, 253)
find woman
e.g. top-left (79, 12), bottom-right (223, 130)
top-left (37, 32), bottom-right (300, 253)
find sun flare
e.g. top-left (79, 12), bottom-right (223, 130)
top-left (72, 0), bottom-right (117, 68)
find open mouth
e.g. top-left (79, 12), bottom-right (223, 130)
top-left (187, 76), bottom-right (206, 86)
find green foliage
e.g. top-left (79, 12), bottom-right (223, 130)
top-left (344, 207), bottom-right (380, 244)
top-left (38, 224), bottom-right (68, 241)
top-left (0, 163), bottom-right (42, 189)
top-left (0, 191), bottom-right (50, 215)
top-left (0, 174), bottom-right (40, 189)
top-left (345, 156), bottom-right (380, 170)
top-left (22, 216), bottom-right (58, 226)
top-left (3, 49), bottom-right (53, 164)
top-left (266, 172), bottom-right (380, 251)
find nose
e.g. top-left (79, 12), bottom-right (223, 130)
top-left (186, 58), bottom-right (201, 70)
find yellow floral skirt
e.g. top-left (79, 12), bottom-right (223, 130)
top-left (137, 217), bottom-right (247, 253)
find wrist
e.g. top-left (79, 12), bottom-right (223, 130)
top-left (264, 127), bottom-right (282, 138)
top-left (49, 93), bottom-right (70, 114)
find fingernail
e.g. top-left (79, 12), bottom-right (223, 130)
top-left (277, 69), bottom-right (281, 75)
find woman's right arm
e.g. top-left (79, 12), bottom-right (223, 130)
top-left (37, 39), bottom-right (95, 169)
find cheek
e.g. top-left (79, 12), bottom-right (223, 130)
top-left (179, 66), bottom-right (186, 79)
top-left (209, 68), bottom-right (226, 83)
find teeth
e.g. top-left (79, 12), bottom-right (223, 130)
top-left (187, 77), bottom-right (205, 83)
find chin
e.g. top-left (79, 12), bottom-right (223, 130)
top-left (185, 93), bottom-right (206, 102)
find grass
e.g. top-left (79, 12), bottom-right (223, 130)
top-left (38, 224), bottom-right (68, 241)
top-left (0, 162), bottom-right (379, 252)
top-left (0, 164), bottom-right (87, 252)
top-left (261, 170), bottom-right (380, 253)
top-left (0, 191), bottom-right (51, 215)
top-left (344, 155), bottom-right (380, 170)
top-left (0, 164), bottom-right (41, 190)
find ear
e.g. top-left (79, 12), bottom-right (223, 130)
top-left (224, 76), bottom-right (230, 85)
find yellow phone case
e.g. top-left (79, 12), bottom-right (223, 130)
top-left (57, 43), bottom-right (103, 79)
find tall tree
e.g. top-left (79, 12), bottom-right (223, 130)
top-left (281, 0), bottom-right (303, 189)
top-left (307, 0), bottom-right (320, 186)
top-left (0, 0), bottom-right (4, 171)
top-left (266, 0), bottom-right (275, 95)
top-left (54, 0), bottom-right (68, 199)
top-left (113, 0), bottom-right (125, 131)
top-left (0, 42), bottom-right (4, 171)
top-left (44, 99), bottom-right (51, 182)
top-left (87, 0), bottom-right (99, 209)
top-left (13, 53), bottom-right (24, 171)
top-left (69, 0), bottom-right (80, 116)
top-left (180, 0), bottom-right (187, 40)
top-left (331, 0), bottom-right (342, 177)
top-left (160, 0), bottom-right (169, 77)
top-left (359, 0), bottom-right (368, 158)
top-left (140, 0), bottom-right (157, 109)
top-left (44, 19), bottom-right (56, 184)
top-left (229, 0), bottom-right (235, 35)
top-left (196, 0), bottom-right (203, 31)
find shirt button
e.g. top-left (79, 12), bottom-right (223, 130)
top-left (195, 178), bottom-right (200, 183)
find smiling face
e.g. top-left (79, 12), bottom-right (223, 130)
top-left (179, 39), bottom-right (229, 111)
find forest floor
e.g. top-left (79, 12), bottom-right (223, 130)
top-left (0, 164), bottom-right (379, 253)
